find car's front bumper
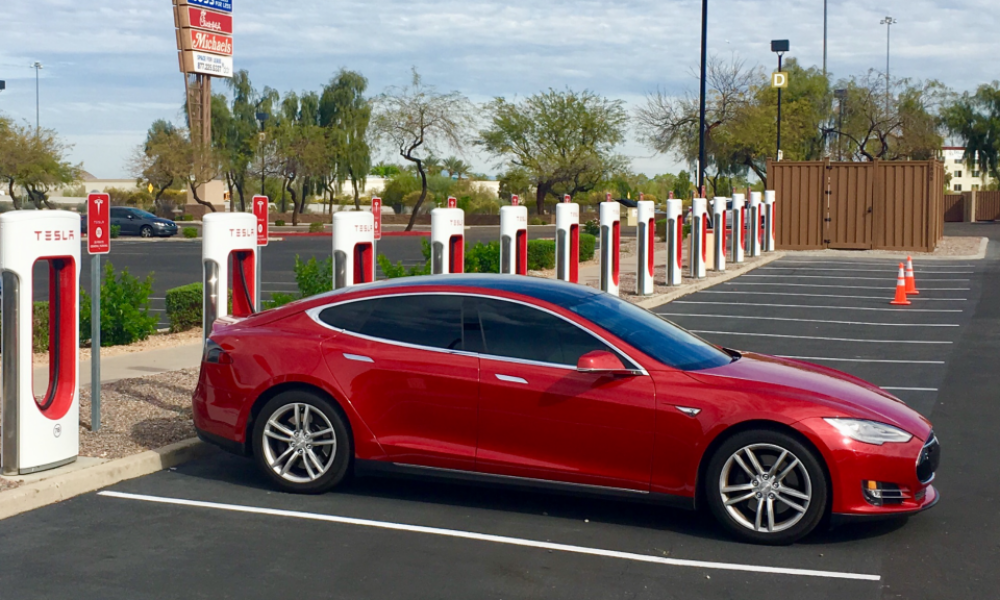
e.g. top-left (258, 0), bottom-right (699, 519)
top-left (797, 417), bottom-right (940, 517)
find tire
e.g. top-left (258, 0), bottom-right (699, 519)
top-left (251, 390), bottom-right (352, 494)
top-left (140, 225), bottom-right (153, 238)
top-left (705, 428), bottom-right (828, 545)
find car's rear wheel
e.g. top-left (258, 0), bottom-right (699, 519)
top-left (706, 429), bottom-right (827, 545)
top-left (140, 225), bottom-right (153, 238)
top-left (251, 391), bottom-right (352, 494)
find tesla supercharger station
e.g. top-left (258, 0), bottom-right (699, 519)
top-left (599, 201), bottom-right (621, 296)
top-left (689, 198), bottom-right (708, 279)
top-left (731, 193), bottom-right (746, 264)
top-left (202, 213), bottom-right (258, 340)
top-left (712, 197), bottom-right (728, 273)
top-left (555, 200), bottom-right (580, 283)
top-left (636, 200), bottom-right (656, 295)
top-left (431, 208), bottom-right (464, 274)
top-left (665, 199), bottom-right (683, 286)
top-left (499, 205), bottom-right (528, 275)
top-left (748, 192), bottom-right (763, 257)
top-left (763, 190), bottom-right (776, 252)
top-left (332, 211), bottom-right (376, 290)
top-left (1, 211), bottom-right (80, 475)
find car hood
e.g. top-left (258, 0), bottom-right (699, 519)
top-left (690, 351), bottom-right (932, 438)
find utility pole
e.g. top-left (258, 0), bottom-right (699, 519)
top-left (823, 0), bottom-right (828, 78)
top-left (880, 16), bottom-right (897, 117)
top-left (697, 0), bottom-right (709, 196)
top-left (31, 62), bottom-right (42, 134)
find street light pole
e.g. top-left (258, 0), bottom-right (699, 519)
top-left (771, 40), bottom-right (789, 161)
top-left (697, 0), bottom-right (709, 197)
top-left (823, 0), bottom-right (828, 78)
top-left (31, 62), bottom-right (42, 134)
top-left (880, 16), bottom-right (896, 117)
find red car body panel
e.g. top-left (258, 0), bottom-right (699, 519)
top-left (192, 277), bottom-right (939, 520)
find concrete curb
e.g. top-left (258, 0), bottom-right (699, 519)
top-left (634, 252), bottom-right (787, 311)
top-left (782, 238), bottom-right (989, 262)
top-left (0, 438), bottom-right (216, 521)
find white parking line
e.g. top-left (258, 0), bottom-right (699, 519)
top-left (690, 330), bottom-right (951, 344)
top-left (673, 301), bottom-right (963, 313)
top-left (658, 313), bottom-right (960, 327)
top-left (97, 491), bottom-right (880, 582)
top-left (761, 268), bottom-right (973, 274)
top-left (882, 387), bottom-right (938, 392)
top-left (778, 356), bottom-right (945, 365)
top-left (743, 275), bottom-right (970, 282)
top-left (700, 291), bottom-right (966, 302)
top-left (775, 260), bottom-right (978, 268)
top-left (724, 283), bottom-right (971, 291)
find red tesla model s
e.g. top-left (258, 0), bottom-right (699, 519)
top-left (193, 275), bottom-right (939, 544)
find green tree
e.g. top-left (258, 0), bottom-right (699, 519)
top-left (320, 69), bottom-right (372, 209)
top-left (371, 162), bottom-right (401, 177)
top-left (479, 88), bottom-right (629, 215)
top-left (0, 117), bottom-right (81, 209)
top-left (372, 69), bottom-right (474, 230)
top-left (275, 91), bottom-right (329, 225)
top-left (129, 120), bottom-right (188, 211)
top-left (941, 82), bottom-right (1000, 180)
top-left (443, 156), bottom-right (471, 179)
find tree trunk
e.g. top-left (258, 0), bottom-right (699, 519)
top-left (189, 181), bottom-right (217, 212)
top-left (286, 175), bottom-right (299, 226)
top-left (535, 183), bottom-right (551, 216)
top-left (349, 167), bottom-right (361, 210)
top-left (8, 180), bottom-right (21, 210)
top-left (236, 179), bottom-right (246, 213)
top-left (405, 159), bottom-right (427, 232)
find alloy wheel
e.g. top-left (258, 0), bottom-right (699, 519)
top-left (261, 402), bottom-right (338, 484)
top-left (718, 443), bottom-right (813, 534)
top-left (141, 226), bottom-right (153, 238)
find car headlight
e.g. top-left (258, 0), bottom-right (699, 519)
top-left (824, 418), bottom-right (913, 445)
top-left (153, 222), bottom-right (167, 227)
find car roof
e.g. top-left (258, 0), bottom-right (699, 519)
top-left (316, 274), bottom-right (603, 307)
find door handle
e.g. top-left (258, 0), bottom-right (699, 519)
top-left (495, 374), bottom-right (528, 385)
top-left (343, 353), bottom-right (374, 363)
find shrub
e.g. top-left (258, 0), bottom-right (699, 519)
top-left (80, 261), bottom-right (159, 346)
top-left (262, 292), bottom-right (297, 310)
top-left (465, 241), bottom-right (501, 274)
top-left (275, 219), bottom-right (286, 226)
top-left (683, 223), bottom-right (692, 238)
top-left (655, 219), bottom-right (667, 241)
top-left (377, 239), bottom-right (431, 279)
top-left (527, 239), bottom-right (556, 270)
top-left (583, 220), bottom-right (600, 237)
top-left (309, 222), bottom-right (325, 233)
top-left (529, 217), bottom-right (546, 226)
top-left (110, 225), bottom-right (121, 239)
top-left (182, 227), bottom-right (198, 239)
top-left (579, 233), bottom-right (596, 262)
top-left (165, 283), bottom-right (203, 332)
top-left (294, 256), bottom-right (333, 298)
top-left (180, 214), bottom-right (195, 222)
top-left (32, 302), bottom-right (50, 353)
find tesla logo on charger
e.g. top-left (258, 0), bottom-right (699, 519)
top-left (34, 230), bottom-right (76, 241)
top-left (353, 224), bottom-right (373, 233)
top-left (229, 228), bottom-right (255, 238)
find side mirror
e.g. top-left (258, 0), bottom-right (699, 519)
top-left (577, 351), bottom-right (637, 376)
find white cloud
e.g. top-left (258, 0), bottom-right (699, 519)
top-left (0, 0), bottom-right (992, 177)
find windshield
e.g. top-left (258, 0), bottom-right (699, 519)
top-left (568, 293), bottom-right (732, 371)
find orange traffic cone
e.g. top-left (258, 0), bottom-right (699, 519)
top-left (891, 263), bottom-right (911, 306)
top-left (904, 256), bottom-right (920, 295)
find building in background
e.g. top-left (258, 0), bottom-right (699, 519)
top-left (941, 146), bottom-right (996, 192)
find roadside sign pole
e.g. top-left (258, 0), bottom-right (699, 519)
top-left (253, 195), bottom-right (269, 309)
top-left (91, 254), bottom-right (101, 432)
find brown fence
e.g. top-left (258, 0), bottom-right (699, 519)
top-left (944, 195), bottom-right (964, 222)
top-left (767, 160), bottom-right (945, 252)
top-left (976, 191), bottom-right (1000, 221)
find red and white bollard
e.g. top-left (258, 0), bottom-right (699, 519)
top-left (637, 199), bottom-right (656, 295)
top-left (666, 199), bottom-right (683, 286)
top-left (712, 197), bottom-right (727, 273)
top-left (556, 198), bottom-right (580, 283)
top-left (748, 192), bottom-right (763, 258)
top-left (600, 200), bottom-right (621, 296)
top-left (763, 190), bottom-right (776, 252)
top-left (500, 204), bottom-right (528, 275)
top-left (431, 208), bottom-right (464, 274)
top-left (731, 193), bottom-right (746, 264)
top-left (332, 211), bottom-right (375, 289)
top-left (690, 198), bottom-right (708, 279)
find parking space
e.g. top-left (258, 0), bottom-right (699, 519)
top-left (656, 257), bottom-right (981, 417)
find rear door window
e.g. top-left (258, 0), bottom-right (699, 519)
top-left (320, 294), bottom-right (465, 351)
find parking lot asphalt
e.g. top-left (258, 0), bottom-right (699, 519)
top-left (3, 223), bottom-right (997, 599)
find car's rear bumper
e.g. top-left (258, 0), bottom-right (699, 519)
top-left (196, 425), bottom-right (249, 456)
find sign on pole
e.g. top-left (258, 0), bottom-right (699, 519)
top-left (447, 196), bottom-right (457, 209)
top-left (771, 72), bottom-right (789, 88)
top-left (174, 0), bottom-right (233, 14)
top-left (175, 6), bottom-right (234, 34)
top-left (253, 195), bottom-right (269, 247)
top-left (372, 197), bottom-right (383, 241)
top-left (87, 193), bottom-right (111, 255)
top-left (511, 195), bottom-right (520, 207)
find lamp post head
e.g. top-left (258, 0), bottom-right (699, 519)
top-left (31, 62), bottom-right (43, 70)
top-left (880, 16), bottom-right (897, 25)
top-left (0, 81), bottom-right (5, 93)
top-left (771, 39), bottom-right (790, 55)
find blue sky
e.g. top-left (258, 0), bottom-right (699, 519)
top-left (1, 0), bottom-right (991, 179)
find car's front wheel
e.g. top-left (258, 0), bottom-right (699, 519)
top-left (140, 225), bottom-right (153, 238)
top-left (706, 429), bottom-right (827, 545)
top-left (251, 391), bottom-right (352, 494)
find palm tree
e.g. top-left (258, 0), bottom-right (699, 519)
top-left (421, 155), bottom-right (444, 177)
top-left (443, 156), bottom-right (471, 179)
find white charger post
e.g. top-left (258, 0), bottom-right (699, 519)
top-left (202, 212), bottom-right (258, 339)
top-left (499, 205), bottom-right (528, 275)
top-left (1, 211), bottom-right (81, 475)
top-left (599, 200), bottom-right (621, 296)
top-left (332, 211), bottom-right (376, 289)
top-left (763, 190), bottom-right (776, 252)
top-left (665, 199), bottom-right (683, 286)
top-left (636, 200), bottom-right (656, 295)
top-left (689, 198), bottom-right (708, 279)
top-left (731, 193), bottom-right (746, 264)
top-left (555, 199), bottom-right (580, 283)
top-left (712, 197), bottom-right (728, 273)
top-left (748, 192), bottom-right (763, 258)
top-left (431, 208), bottom-right (465, 274)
